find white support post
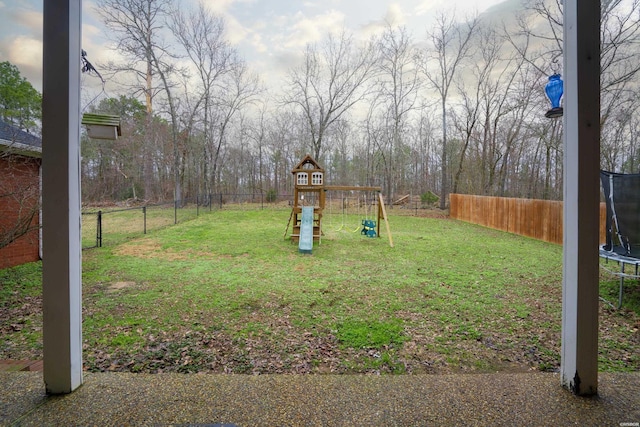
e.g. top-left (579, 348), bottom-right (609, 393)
top-left (41, 0), bottom-right (83, 394)
top-left (561, 0), bottom-right (601, 396)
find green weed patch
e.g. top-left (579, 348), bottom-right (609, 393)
top-left (336, 319), bottom-right (407, 349)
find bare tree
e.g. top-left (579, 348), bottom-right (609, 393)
top-left (283, 30), bottom-right (378, 160)
top-left (375, 24), bottom-right (422, 201)
top-left (513, 0), bottom-right (640, 173)
top-left (266, 107), bottom-right (306, 194)
top-left (480, 35), bottom-right (539, 196)
top-left (206, 61), bottom-right (261, 193)
top-left (246, 101), bottom-right (271, 195)
top-left (97, 0), bottom-right (186, 202)
top-left (449, 24), bottom-right (504, 195)
top-left (170, 3), bottom-right (236, 196)
top-left (417, 9), bottom-right (479, 209)
top-left (414, 107), bottom-right (439, 194)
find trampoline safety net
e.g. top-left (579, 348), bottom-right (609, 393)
top-left (601, 170), bottom-right (640, 258)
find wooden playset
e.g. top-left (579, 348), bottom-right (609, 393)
top-left (284, 155), bottom-right (393, 252)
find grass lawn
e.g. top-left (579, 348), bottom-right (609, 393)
top-left (1, 206), bottom-right (639, 374)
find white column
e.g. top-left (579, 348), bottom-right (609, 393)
top-left (41, 0), bottom-right (83, 394)
top-left (561, 0), bottom-right (600, 396)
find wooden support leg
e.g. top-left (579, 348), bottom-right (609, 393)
top-left (378, 193), bottom-right (394, 248)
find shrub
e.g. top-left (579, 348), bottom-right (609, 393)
top-left (266, 189), bottom-right (277, 203)
top-left (420, 191), bottom-right (439, 207)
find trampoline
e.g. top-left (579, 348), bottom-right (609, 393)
top-left (599, 170), bottom-right (640, 308)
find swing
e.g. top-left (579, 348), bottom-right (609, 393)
top-left (332, 192), bottom-right (360, 233)
top-left (350, 194), bottom-right (362, 232)
top-left (360, 193), bottom-right (377, 237)
top-left (335, 191), bottom-right (347, 231)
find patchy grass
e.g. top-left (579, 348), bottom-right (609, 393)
top-left (336, 319), bottom-right (407, 349)
top-left (1, 207), bottom-right (639, 374)
top-left (81, 204), bottom-right (199, 248)
top-left (0, 262), bottom-right (42, 360)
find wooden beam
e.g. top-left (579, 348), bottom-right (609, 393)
top-left (378, 193), bottom-right (394, 248)
top-left (284, 209), bottom-right (294, 238)
top-left (393, 194), bottom-right (410, 205)
top-left (324, 185), bottom-right (382, 192)
top-left (42, 0), bottom-right (83, 394)
top-left (377, 198), bottom-right (381, 237)
top-left (561, 0), bottom-right (600, 396)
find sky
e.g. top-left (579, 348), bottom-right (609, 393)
top-left (0, 0), bottom-right (513, 95)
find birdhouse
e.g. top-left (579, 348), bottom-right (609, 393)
top-left (81, 113), bottom-right (122, 140)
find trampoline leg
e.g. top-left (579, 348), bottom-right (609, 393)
top-left (618, 277), bottom-right (624, 309)
top-left (618, 263), bottom-right (624, 309)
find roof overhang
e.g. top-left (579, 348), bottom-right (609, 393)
top-left (0, 139), bottom-right (42, 158)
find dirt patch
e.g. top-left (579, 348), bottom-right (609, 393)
top-left (115, 239), bottom-right (165, 259)
top-left (114, 239), bottom-right (215, 261)
top-left (107, 281), bottom-right (136, 292)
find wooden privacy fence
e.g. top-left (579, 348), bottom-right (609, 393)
top-left (449, 194), bottom-right (606, 245)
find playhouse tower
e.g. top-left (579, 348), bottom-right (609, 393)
top-left (289, 155), bottom-right (325, 242)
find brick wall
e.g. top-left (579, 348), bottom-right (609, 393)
top-left (0, 154), bottom-right (41, 269)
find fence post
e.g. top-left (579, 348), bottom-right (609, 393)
top-left (219, 193), bottom-right (223, 209)
top-left (196, 194), bottom-right (199, 217)
top-left (143, 206), bottom-right (147, 234)
top-left (97, 210), bottom-right (102, 248)
top-left (174, 200), bottom-right (178, 224)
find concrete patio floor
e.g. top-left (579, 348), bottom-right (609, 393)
top-left (1, 371), bottom-right (639, 426)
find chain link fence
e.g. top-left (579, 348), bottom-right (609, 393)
top-left (80, 193), bottom-right (441, 250)
top-left (81, 200), bottom-right (201, 250)
top-left (80, 194), bottom-right (293, 250)
top-left (202, 192), bottom-right (292, 211)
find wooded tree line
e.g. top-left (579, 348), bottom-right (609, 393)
top-left (5, 0), bottom-right (640, 208)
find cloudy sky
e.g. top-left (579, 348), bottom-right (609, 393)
top-left (0, 0), bottom-right (513, 94)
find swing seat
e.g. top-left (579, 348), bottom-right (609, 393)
top-left (362, 219), bottom-right (376, 228)
top-left (361, 219), bottom-right (376, 237)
